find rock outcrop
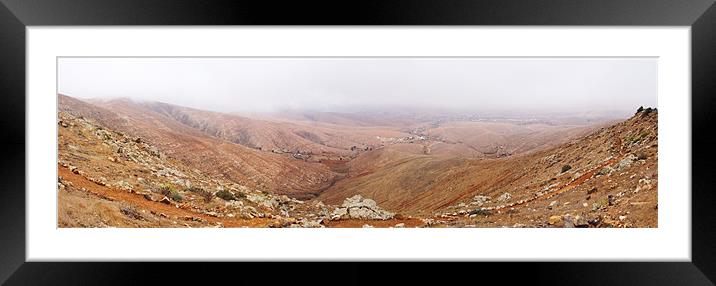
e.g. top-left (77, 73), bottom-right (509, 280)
top-left (330, 195), bottom-right (395, 220)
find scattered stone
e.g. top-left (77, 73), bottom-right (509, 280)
top-left (563, 215), bottom-right (576, 228)
top-left (183, 216), bottom-right (204, 222)
top-left (394, 223), bottom-right (405, 228)
top-left (421, 218), bottom-right (436, 226)
top-left (619, 215), bottom-right (627, 221)
top-left (159, 196), bottom-right (171, 204)
top-left (616, 154), bottom-right (637, 170)
top-left (587, 187), bottom-right (598, 195)
top-left (362, 224), bottom-right (374, 228)
top-left (596, 167), bottom-right (612, 176)
top-left (330, 195), bottom-right (394, 220)
top-left (573, 215), bottom-right (589, 227)
top-left (471, 195), bottom-right (491, 206)
top-left (497, 192), bottom-right (512, 202)
top-left (116, 180), bottom-right (133, 191)
top-left (268, 219), bottom-right (293, 228)
top-left (301, 220), bottom-right (324, 228)
top-left (468, 208), bottom-right (492, 216)
top-left (587, 216), bottom-right (601, 226)
top-left (592, 196), bottom-right (613, 211)
top-left (561, 214), bottom-right (588, 228)
top-left (204, 211), bottom-right (219, 217)
top-left (330, 208), bottom-right (347, 220)
top-left (548, 200), bottom-right (558, 210)
top-left (224, 200), bottom-right (244, 209)
top-left (120, 206), bottom-right (144, 220)
top-left (635, 178), bottom-right (653, 193)
top-left (148, 146), bottom-right (161, 158)
top-left (548, 215), bottom-right (563, 226)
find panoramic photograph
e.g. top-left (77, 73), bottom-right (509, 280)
top-left (56, 57), bottom-right (658, 228)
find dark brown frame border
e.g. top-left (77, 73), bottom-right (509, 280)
top-left (0, 0), bottom-right (714, 285)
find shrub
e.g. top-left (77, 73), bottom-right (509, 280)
top-left (596, 167), bottom-right (611, 176)
top-left (561, 165), bottom-right (572, 173)
top-left (215, 189), bottom-right (237, 201)
top-left (169, 190), bottom-right (183, 202)
top-left (157, 184), bottom-right (173, 195)
top-left (234, 191), bottom-right (247, 200)
top-left (186, 186), bottom-right (213, 203)
top-left (626, 131), bottom-right (650, 145)
top-left (636, 151), bottom-right (648, 160)
top-left (158, 184), bottom-right (182, 202)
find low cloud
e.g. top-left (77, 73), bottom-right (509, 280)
top-left (58, 57), bottom-right (657, 116)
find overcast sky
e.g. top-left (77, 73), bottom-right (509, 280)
top-left (58, 57), bottom-right (656, 116)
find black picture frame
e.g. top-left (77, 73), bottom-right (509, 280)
top-left (1, 0), bottom-right (715, 285)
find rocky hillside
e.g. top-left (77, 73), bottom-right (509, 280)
top-left (58, 110), bottom-right (414, 228)
top-left (58, 110), bottom-right (334, 227)
top-left (59, 94), bottom-right (338, 199)
top-left (457, 107), bottom-right (657, 228)
top-left (319, 108), bottom-right (657, 227)
top-left (57, 94), bottom-right (657, 228)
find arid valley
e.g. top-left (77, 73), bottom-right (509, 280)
top-left (57, 94), bottom-right (658, 228)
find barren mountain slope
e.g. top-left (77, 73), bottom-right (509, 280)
top-left (319, 108), bottom-right (657, 227)
top-left (259, 110), bottom-right (414, 128)
top-left (57, 94), bottom-right (656, 228)
top-left (425, 121), bottom-right (601, 156)
top-left (59, 95), bottom-right (337, 198)
top-left (56, 95), bottom-right (657, 228)
top-left (57, 110), bottom-right (342, 227)
top-left (140, 102), bottom-right (414, 156)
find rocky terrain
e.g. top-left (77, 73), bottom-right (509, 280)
top-left (58, 94), bottom-right (657, 228)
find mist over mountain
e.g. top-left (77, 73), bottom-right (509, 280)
top-left (56, 57), bottom-right (657, 228)
top-left (58, 94), bottom-right (657, 228)
top-left (59, 57), bottom-right (657, 114)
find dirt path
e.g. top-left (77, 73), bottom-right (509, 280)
top-left (60, 164), bottom-right (416, 228)
top-left (58, 164), bottom-right (272, 227)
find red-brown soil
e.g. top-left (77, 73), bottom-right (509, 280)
top-left (59, 164), bottom-right (272, 228)
top-left (57, 94), bottom-right (657, 228)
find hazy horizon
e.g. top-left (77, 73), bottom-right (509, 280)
top-left (58, 57), bottom-right (657, 117)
